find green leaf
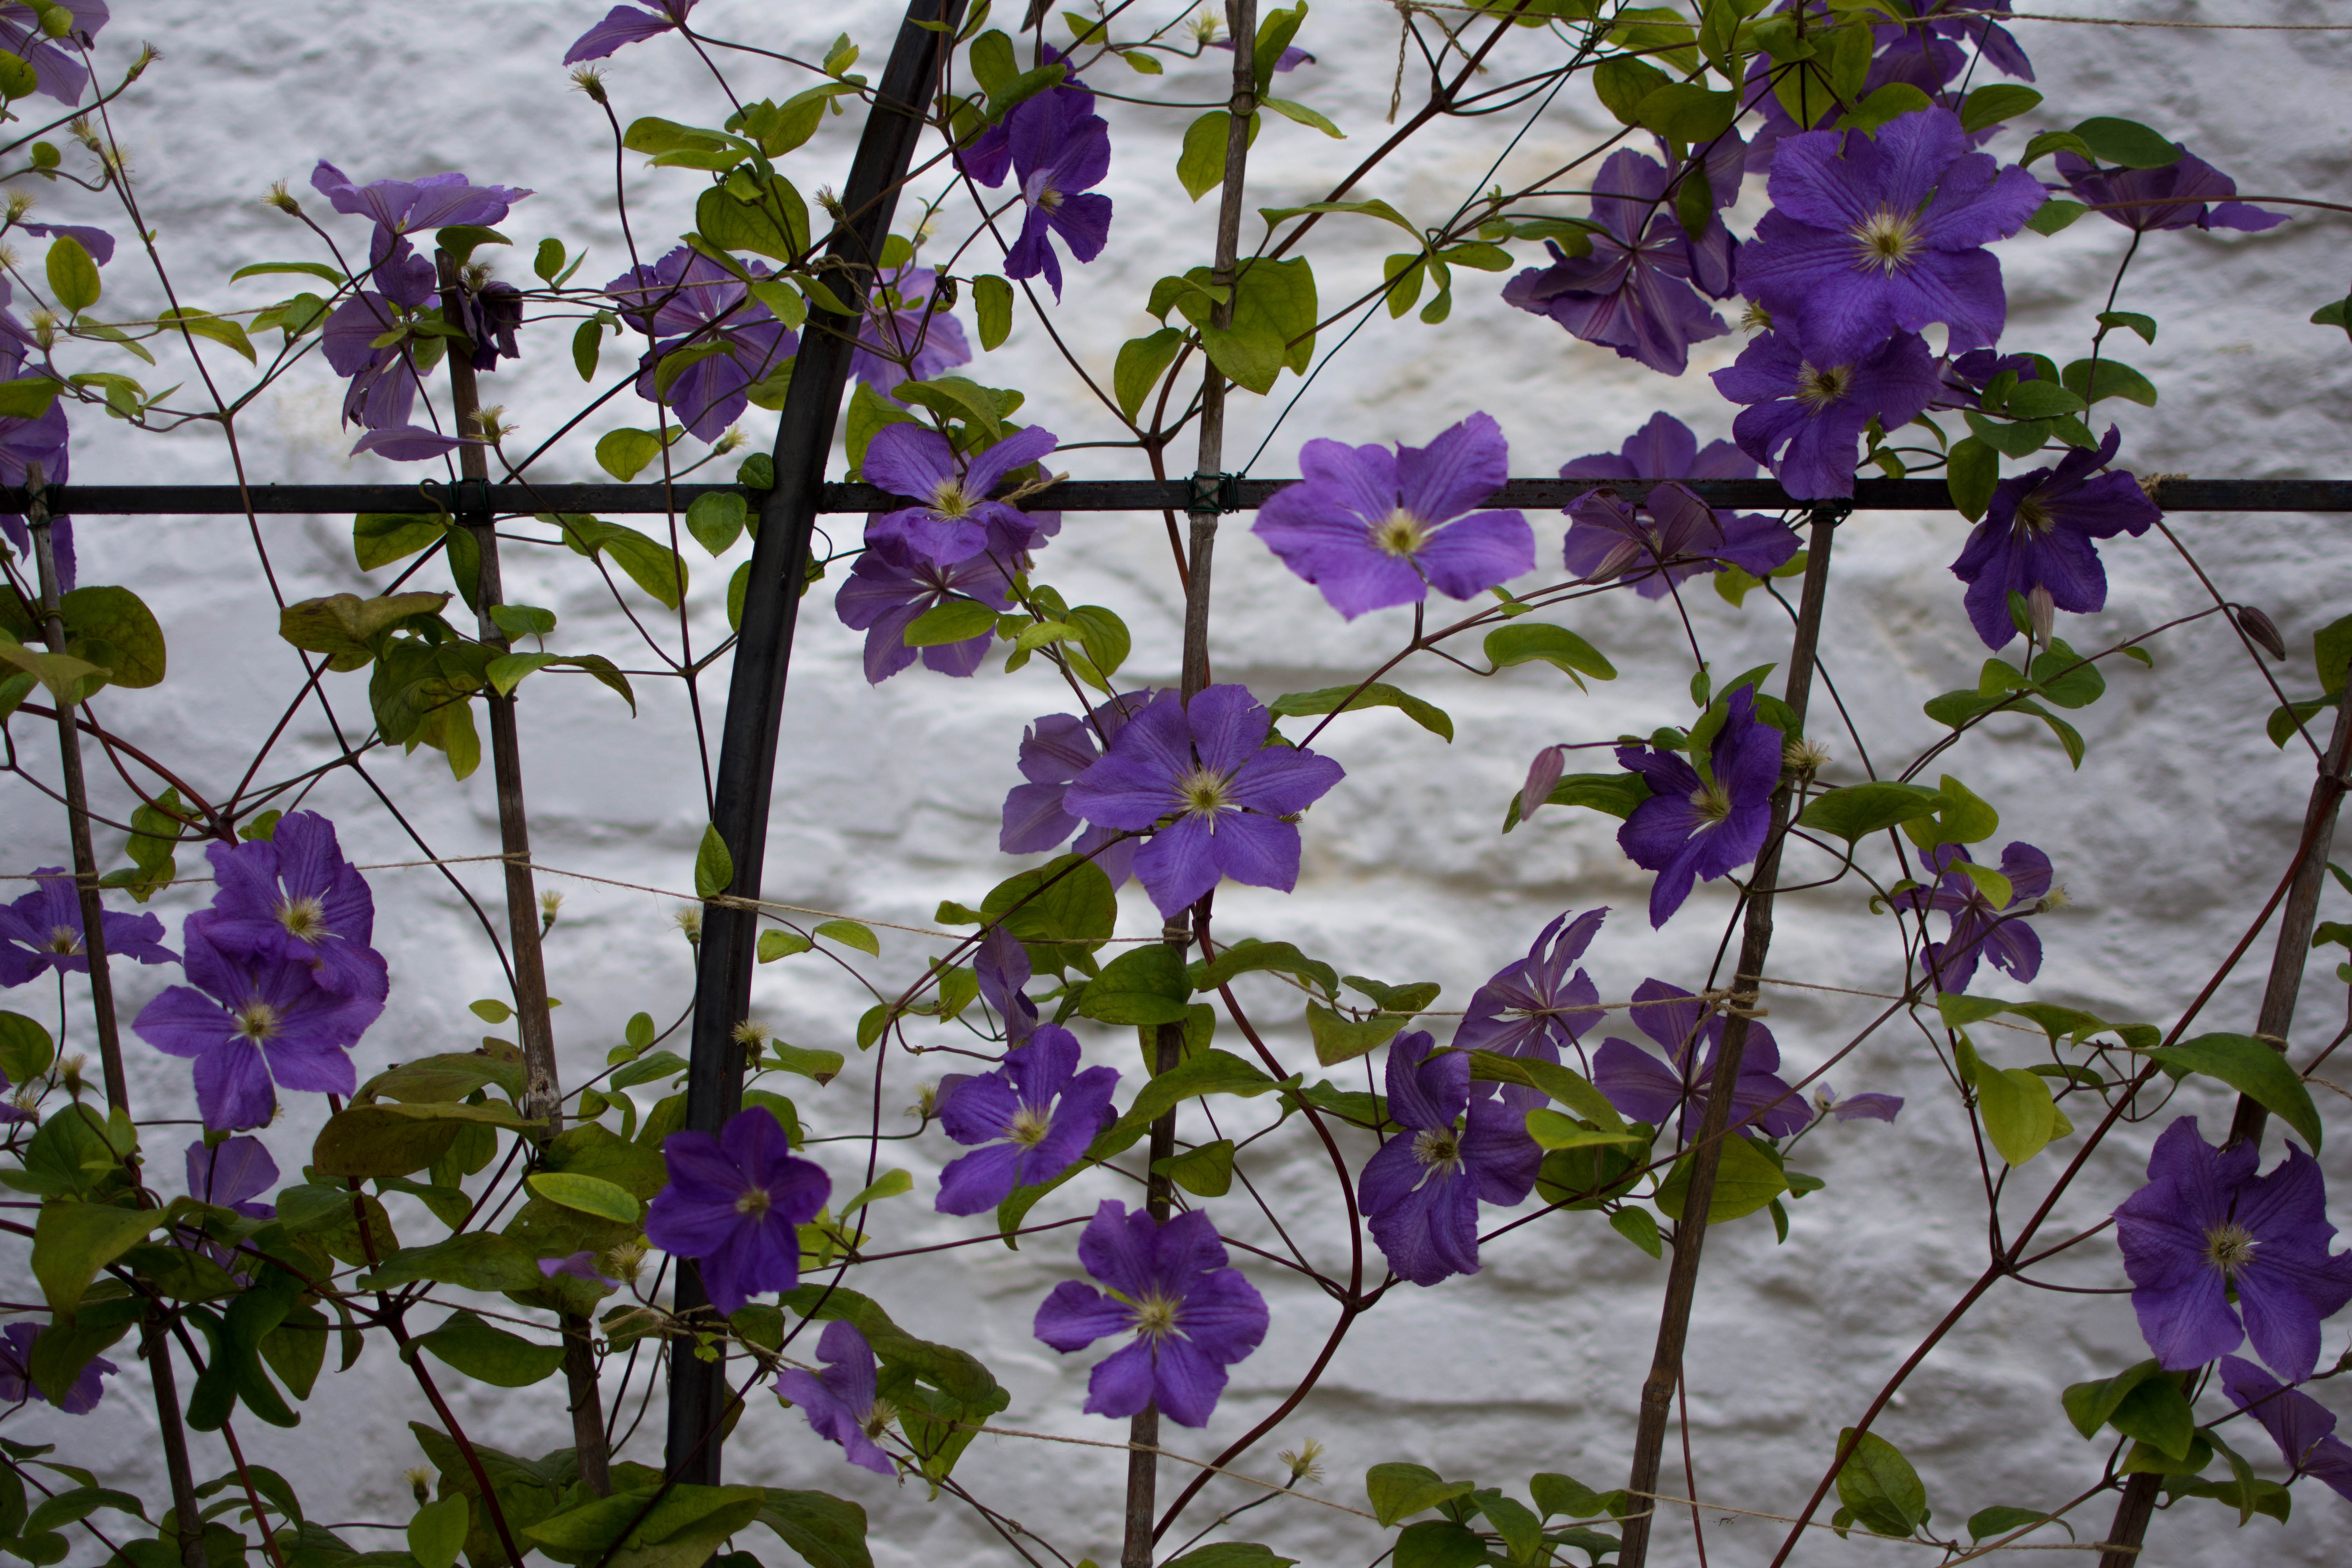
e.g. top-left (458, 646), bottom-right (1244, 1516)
top-left (1179, 111), bottom-right (1238, 202)
top-left (1795, 782), bottom-right (1947, 842)
top-left (1162, 1546), bottom-right (1293, 1568)
top-left (410, 1308), bottom-right (563, 1389)
top-left (358, 1232), bottom-right (545, 1293)
top-left (1962, 410), bottom-right (2053, 457)
top-left (2003, 379), bottom-right (2086, 419)
top-left (1269, 682), bottom-right (1452, 741)
top-left (408, 1496), bottom-right (470, 1568)
top-left (0, 1009), bottom-right (54, 1083)
top-left (1962, 1039), bottom-right (2073, 1167)
top-left (353, 513), bottom-right (447, 571)
top-left (1503, 771), bottom-right (1652, 831)
top-left (902, 598), bottom-right (999, 647)
top-left (1306, 1001), bottom-right (1411, 1066)
top-left (1523, 1109), bottom-right (1646, 1151)
top-left (1366, 1463), bottom-right (1475, 1528)
top-left (2062, 357), bottom-right (2158, 408)
top-left (1484, 622), bottom-right (1615, 683)
top-left (1066, 604), bottom-right (1130, 681)
top-left (0, 376), bottom-right (58, 417)
top-left (45, 235), bottom-right (98, 313)
top-left (529, 1484), bottom-right (766, 1568)
top-left (1112, 1050), bottom-right (1277, 1142)
top-left (525, 1172), bottom-right (641, 1225)
top-left (1529, 1474), bottom-right (1626, 1523)
top-left (695, 824), bottom-right (733, 901)
top-left (684, 492), bottom-right (747, 557)
top-left (1073, 944), bottom-right (1192, 1027)
top-left (57, 586), bottom-right (165, 691)
top-left (595, 428), bottom-right (664, 482)
top-left (694, 176), bottom-right (811, 264)
top-left (1592, 55), bottom-right (1670, 125)
top-left (2148, 1033), bottom-right (2322, 1151)
top-left (754, 1489), bottom-right (871, 1568)
top-left (1610, 1207), bottom-right (1663, 1258)
top-left (815, 918), bottom-right (880, 956)
top-left (2108, 1375), bottom-right (2196, 1461)
top-left (1468, 1052), bottom-right (1622, 1131)
top-left (1634, 82), bottom-right (1737, 142)
top-left (2064, 1359), bottom-right (2170, 1438)
top-left (973, 274), bottom-right (1013, 351)
top-left (1152, 1139), bottom-right (1235, 1198)
top-left (839, 1168), bottom-right (912, 1218)
top-left (1190, 938), bottom-right (1338, 1001)
top-left (1833, 1429), bottom-right (1927, 1537)
top-left (1959, 83), bottom-right (2042, 133)
top-left (32, 1203), bottom-right (156, 1316)
top-left (2098, 310), bottom-right (2158, 345)
top-left (2072, 115), bottom-right (2183, 169)
top-left (1260, 95), bottom-right (1342, 138)
top-left (1114, 327), bottom-right (1185, 422)
top-left (277, 590), bottom-right (450, 671)
top-left (572, 319), bottom-right (602, 381)
top-left (1968, 1505), bottom-right (2061, 1542)
top-left (2024, 198), bottom-right (2086, 235)
top-left (1655, 1135), bottom-right (1788, 1223)
top-left (314, 1100), bottom-right (540, 1179)
top-left (979, 854), bottom-right (1118, 978)
top-left (1394, 1521), bottom-right (1486, 1568)
top-left (759, 929), bottom-right (814, 962)
top-left (158, 308), bottom-right (257, 364)
top-left (232, 260), bottom-right (347, 287)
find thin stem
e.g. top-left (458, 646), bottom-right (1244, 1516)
top-left (143, 1314), bottom-right (209, 1568)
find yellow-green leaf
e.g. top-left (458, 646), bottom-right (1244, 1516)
top-left (526, 1171), bottom-right (642, 1225)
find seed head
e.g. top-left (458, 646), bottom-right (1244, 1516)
top-left (406, 1468), bottom-right (434, 1505)
top-left (2036, 883), bottom-right (2071, 914)
top-left (605, 1241), bottom-right (647, 1285)
top-left (570, 66), bottom-right (609, 105)
top-left (673, 906), bottom-right (703, 944)
top-left (538, 890), bottom-right (564, 931)
top-left (5, 191), bottom-right (33, 222)
top-left (1783, 736), bottom-right (1831, 777)
top-left (1278, 1438), bottom-right (1326, 1486)
top-left (58, 1053), bottom-right (86, 1099)
top-left (908, 1082), bottom-right (940, 1121)
top-left (712, 425), bottom-right (747, 455)
top-left (264, 180), bottom-right (303, 217)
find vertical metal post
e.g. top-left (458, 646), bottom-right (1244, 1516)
top-left (666, 0), bottom-right (967, 1486)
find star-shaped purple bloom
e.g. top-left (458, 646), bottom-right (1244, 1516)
top-left (1501, 141), bottom-right (1742, 376)
top-left (1740, 109), bottom-right (2044, 369)
top-left (850, 265), bottom-right (973, 396)
top-left (195, 811), bottom-right (387, 1002)
top-left (2113, 1117), bottom-right (2352, 1382)
top-left (131, 924), bottom-right (384, 1132)
top-left (833, 547), bottom-right (1015, 686)
top-left (1252, 413), bottom-right (1534, 619)
top-left (1893, 0), bottom-right (2033, 81)
top-left (1452, 907), bottom-right (1607, 1063)
top-left (1711, 328), bottom-right (1941, 500)
top-left (1810, 1083), bottom-right (1905, 1123)
top-left (1359, 1031), bottom-right (1541, 1287)
top-left (1062, 686), bottom-right (1346, 919)
top-left (933, 1024), bottom-right (1119, 1216)
top-left (644, 1106), bottom-right (830, 1319)
top-left (1898, 840), bottom-right (2052, 994)
top-left (2056, 149), bottom-right (2285, 235)
top-left (309, 160), bottom-right (530, 238)
top-left (538, 1251), bottom-right (619, 1289)
top-left (1615, 686), bottom-right (1783, 928)
top-left (862, 422), bottom-right (1059, 568)
top-left (564, 0), bottom-right (692, 62)
top-left (775, 1319), bottom-right (895, 1477)
top-left (1004, 88), bottom-right (1113, 301)
top-left (975, 926), bottom-right (1040, 1044)
top-left (956, 48), bottom-right (1093, 190)
top-left (999, 696), bottom-right (1154, 887)
top-left (0, 867), bottom-right (176, 989)
top-left (1560, 411), bottom-right (1799, 598)
top-left (1593, 979), bottom-right (1813, 1140)
top-left (0, 1321), bottom-right (113, 1415)
top-left (185, 1135), bottom-right (278, 1218)
top-left (2220, 1356), bottom-right (2352, 1502)
top-left (1033, 1200), bottom-right (1268, 1428)
top-left (607, 245), bottom-right (797, 443)
top-left (1949, 424), bottom-right (2160, 650)
top-left (1739, 30), bottom-right (1966, 175)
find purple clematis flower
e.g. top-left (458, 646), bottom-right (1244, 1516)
top-left (1740, 30), bottom-right (1963, 174)
top-left (607, 245), bottom-right (797, 443)
top-left (1899, 840), bottom-right (2052, 993)
top-left (1740, 109), bottom-right (2044, 368)
top-left (775, 1319), bottom-right (896, 1477)
top-left (309, 160), bottom-right (530, 240)
top-left (1594, 979), bottom-right (1813, 1139)
top-left (463, 280), bottom-right (525, 371)
top-left (185, 1136), bottom-right (278, 1219)
top-left (644, 1106), bottom-right (830, 1319)
top-left (1252, 413), bottom-right (1534, 619)
top-left (1033, 1200), bottom-right (1268, 1427)
top-left (1810, 1083), bottom-right (1904, 1123)
top-left (933, 1024), bottom-right (1119, 1215)
top-left (0, 1), bottom-right (109, 105)
top-left (0, 1321), bottom-right (113, 1414)
top-left (1359, 1031), bottom-right (1541, 1287)
top-left (862, 422), bottom-right (1059, 567)
top-left (20, 223), bottom-right (115, 267)
top-left (1004, 89), bottom-right (1113, 300)
top-left (538, 1251), bottom-right (619, 1289)
top-left (1949, 424), bottom-right (2160, 650)
top-left (2056, 150), bottom-right (2284, 235)
top-left (2220, 1356), bottom-right (2352, 1501)
top-left (833, 547), bottom-right (1015, 686)
top-left (195, 811), bottom-right (387, 1002)
top-left (850, 266), bottom-right (973, 396)
top-left (0, 867), bottom-right (176, 988)
top-left (1893, 0), bottom-right (2033, 81)
top-left (131, 924), bottom-right (383, 1132)
top-left (564, 0), bottom-right (692, 62)
top-left (1062, 686), bottom-right (1346, 918)
top-left (2113, 1117), bottom-right (2352, 1381)
top-left (0, 324), bottom-right (75, 588)
top-left (999, 696), bottom-right (1154, 887)
top-left (1560, 411), bottom-right (1799, 597)
top-left (1452, 908), bottom-right (1606, 1063)
top-left (1502, 141), bottom-right (1742, 375)
top-left (975, 925), bottom-right (1040, 1045)
top-left (1208, 38), bottom-right (1314, 71)
top-left (1615, 686), bottom-right (1783, 928)
top-left (957, 46), bottom-right (1091, 189)
top-left (1712, 328), bottom-right (1941, 500)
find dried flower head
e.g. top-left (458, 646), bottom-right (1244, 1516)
top-left (604, 1241), bottom-right (647, 1285)
top-left (1278, 1438), bottom-right (1326, 1485)
top-left (126, 43), bottom-right (161, 82)
top-left (4, 191), bottom-right (33, 222)
top-left (569, 66), bottom-right (609, 105)
top-left (28, 309), bottom-right (58, 351)
top-left (58, 1053), bottom-right (85, 1099)
top-left (712, 425), bottom-right (747, 455)
top-left (461, 258), bottom-right (494, 291)
top-left (467, 405), bottom-right (514, 443)
top-left (2037, 883), bottom-right (2071, 913)
top-left (673, 906), bottom-right (703, 944)
top-left (263, 180), bottom-right (303, 217)
top-left (406, 1468), bottom-right (433, 1505)
top-left (815, 186), bottom-right (845, 220)
top-left (907, 1082), bottom-right (939, 1121)
top-left (538, 890), bottom-right (564, 929)
top-left (1784, 736), bottom-right (1831, 777)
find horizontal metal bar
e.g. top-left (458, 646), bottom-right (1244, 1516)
top-left (9, 477), bottom-right (2349, 515)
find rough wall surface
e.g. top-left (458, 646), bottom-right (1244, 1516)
top-left (9, 4), bottom-right (2352, 1565)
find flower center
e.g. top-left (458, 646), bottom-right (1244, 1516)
top-left (930, 478), bottom-right (976, 518)
top-left (1412, 1126), bottom-right (1463, 1173)
top-left (233, 1001), bottom-right (278, 1044)
top-left (1370, 507), bottom-right (1431, 559)
top-left (1851, 207), bottom-right (1923, 275)
top-left (1690, 782), bottom-right (1732, 825)
top-left (2014, 496), bottom-right (2052, 536)
top-left (2205, 1220), bottom-right (2257, 1277)
top-left (276, 895), bottom-right (327, 942)
top-left (736, 1186), bottom-right (773, 1218)
top-left (862, 1398), bottom-right (897, 1439)
top-left (1005, 1104), bottom-right (1052, 1148)
top-left (1174, 766), bottom-right (1234, 817)
top-left (43, 923), bottom-right (81, 955)
top-left (1131, 1290), bottom-right (1181, 1341)
top-left (1795, 363), bottom-right (1850, 412)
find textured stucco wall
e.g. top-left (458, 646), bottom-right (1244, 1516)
top-left (10, 3), bottom-right (2352, 1564)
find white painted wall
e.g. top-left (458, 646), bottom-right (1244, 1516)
top-left (11, 3), bottom-right (2352, 1564)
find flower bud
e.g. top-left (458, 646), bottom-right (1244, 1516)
top-left (1518, 744), bottom-right (1565, 826)
top-left (712, 425), bottom-right (746, 455)
top-left (125, 43), bottom-right (160, 82)
top-left (539, 890), bottom-right (564, 931)
top-left (2026, 584), bottom-right (2055, 648)
top-left (58, 1053), bottom-right (85, 1099)
top-left (2233, 604), bottom-right (2287, 663)
top-left (406, 1469), bottom-right (433, 1506)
